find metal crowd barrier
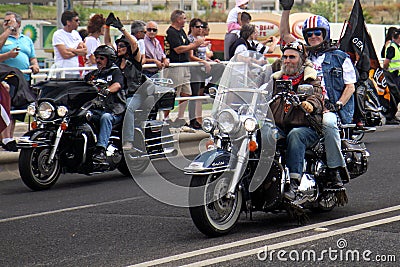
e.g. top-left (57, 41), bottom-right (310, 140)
top-left (10, 62), bottom-right (221, 115)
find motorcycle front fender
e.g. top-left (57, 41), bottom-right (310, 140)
top-left (17, 129), bottom-right (54, 149)
top-left (184, 149), bottom-right (231, 175)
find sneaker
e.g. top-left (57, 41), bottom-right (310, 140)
top-left (93, 146), bottom-right (106, 163)
top-left (122, 141), bottom-right (134, 150)
top-left (163, 118), bottom-right (173, 126)
top-left (189, 119), bottom-right (202, 130)
top-left (173, 118), bottom-right (188, 128)
top-left (3, 140), bottom-right (18, 152)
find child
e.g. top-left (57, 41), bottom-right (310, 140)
top-left (226, 0), bottom-right (249, 33)
top-left (224, 4), bottom-right (250, 60)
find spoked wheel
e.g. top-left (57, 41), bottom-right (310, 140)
top-left (19, 148), bottom-right (61, 191)
top-left (189, 174), bottom-right (243, 237)
top-left (311, 191), bottom-right (337, 213)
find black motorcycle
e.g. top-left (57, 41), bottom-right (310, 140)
top-left (185, 52), bottom-right (370, 237)
top-left (17, 77), bottom-right (176, 190)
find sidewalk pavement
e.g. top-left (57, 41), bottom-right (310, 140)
top-left (0, 122), bottom-right (210, 182)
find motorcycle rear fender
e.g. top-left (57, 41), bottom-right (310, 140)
top-left (184, 149), bottom-right (231, 175)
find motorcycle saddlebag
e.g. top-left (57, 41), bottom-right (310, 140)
top-left (341, 139), bottom-right (368, 179)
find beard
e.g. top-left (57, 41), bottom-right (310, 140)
top-left (282, 59), bottom-right (303, 76)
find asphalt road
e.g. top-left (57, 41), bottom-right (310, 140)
top-left (0, 126), bottom-right (400, 266)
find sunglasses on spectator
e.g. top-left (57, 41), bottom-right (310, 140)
top-left (194, 25), bottom-right (203, 28)
top-left (96, 56), bottom-right (106, 60)
top-left (306, 29), bottom-right (322, 38)
top-left (147, 28), bottom-right (158, 32)
top-left (117, 43), bottom-right (127, 48)
top-left (281, 55), bottom-right (297, 60)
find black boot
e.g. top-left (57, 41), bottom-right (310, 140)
top-left (189, 119), bottom-right (202, 130)
top-left (93, 146), bottom-right (106, 163)
top-left (284, 180), bottom-right (299, 201)
top-left (326, 167), bottom-right (344, 189)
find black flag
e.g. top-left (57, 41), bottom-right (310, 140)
top-left (339, 0), bottom-right (392, 117)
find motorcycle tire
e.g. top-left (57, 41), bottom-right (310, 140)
top-left (117, 154), bottom-right (132, 177)
top-left (19, 148), bottom-right (61, 191)
top-left (310, 192), bottom-right (336, 213)
top-left (189, 174), bottom-right (242, 237)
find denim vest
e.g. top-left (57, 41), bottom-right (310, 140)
top-left (321, 50), bottom-right (355, 124)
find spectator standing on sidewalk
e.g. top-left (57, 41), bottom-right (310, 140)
top-left (382, 29), bottom-right (400, 125)
top-left (52, 10), bottom-right (87, 78)
top-left (143, 21), bottom-right (169, 78)
top-left (164, 10), bottom-right (206, 126)
top-left (130, 20), bottom-right (147, 65)
top-left (84, 14), bottom-right (105, 68)
top-left (0, 11), bottom-right (39, 152)
top-left (187, 18), bottom-right (211, 129)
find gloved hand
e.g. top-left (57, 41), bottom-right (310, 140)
top-left (99, 87), bottom-right (110, 97)
top-left (301, 101), bottom-right (314, 113)
top-left (111, 17), bottom-right (124, 31)
top-left (280, 0), bottom-right (294, 10)
top-left (105, 12), bottom-right (116, 27)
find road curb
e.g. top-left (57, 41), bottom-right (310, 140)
top-left (0, 123), bottom-right (209, 181)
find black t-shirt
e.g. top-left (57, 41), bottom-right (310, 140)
top-left (165, 26), bottom-right (189, 63)
top-left (85, 64), bottom-right (126, 115)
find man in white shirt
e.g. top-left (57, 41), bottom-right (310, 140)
top-left (130, 20), bottom-right (147, 65)
top-left (52, 10), bottom-right (87, 78)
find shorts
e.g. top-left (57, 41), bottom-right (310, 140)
top-left (163, 65), bottom-right (191, 96)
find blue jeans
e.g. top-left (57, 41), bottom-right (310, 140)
top-left (123, 94), bottom-right (142, 142)
top-left (92, 110), bottom-right (123, 149)
top-left (284, 127), bottom-right (319, 179)
top-left (323, 112), bottom-right (346, 168)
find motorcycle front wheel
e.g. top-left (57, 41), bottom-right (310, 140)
top-left (189, 174), bottom-right (243, 237)
top-left (19, 148), bottom-right (61, 191)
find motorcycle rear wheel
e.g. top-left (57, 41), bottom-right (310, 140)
top-left (310, 192), bottom-right (336, 213)
top-left (19, 148), bottom-right (61, 191)
top-left (189, 174), bottom-right (242, 237)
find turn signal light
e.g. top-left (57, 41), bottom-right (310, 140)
top-left (31, 121), bottom-right (38, 129)
top-left (60, 122), bottom-right (68, 131)
top-left (248, 140), bottom-right (258, 152)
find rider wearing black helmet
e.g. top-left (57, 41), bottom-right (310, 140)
top-left (85, 45), bottom-right (126, 163)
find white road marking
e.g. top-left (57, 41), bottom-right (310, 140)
top-left (128, 204), bottom-right (400, 267)
top-left (0, 196), bottom-right (144, 223)
top-left (181, 214), bottom-right (400, 266)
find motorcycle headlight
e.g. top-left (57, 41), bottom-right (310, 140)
top-left (57, 106), bottom-right (68, 117)
top-left (202, 117), bottom-right (215, 133)
top-left (244, 117), bottom-right (257, 132)
top-left (27, 104), bottom-right (36, 116)
top-left (218, 109), bottom-right (239, 134)
top-left (38, 101), bottom-right (54, 120)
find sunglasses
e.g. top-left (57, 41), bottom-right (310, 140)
top-left (282, 55), bottom-right (297, 60)
top-left (306, 29), bottom-right (322, 38)
top-left (194, 25), bottom-right (203, 28)
top-left (96, 56), bottom-right (106, 60)
top-left (146, 28), bottom-right (158, 32)
top-left (117, 43), bottom-right (127, 48)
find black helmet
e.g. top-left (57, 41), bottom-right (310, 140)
top-left (94, 45), bottom-right (117, 68)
